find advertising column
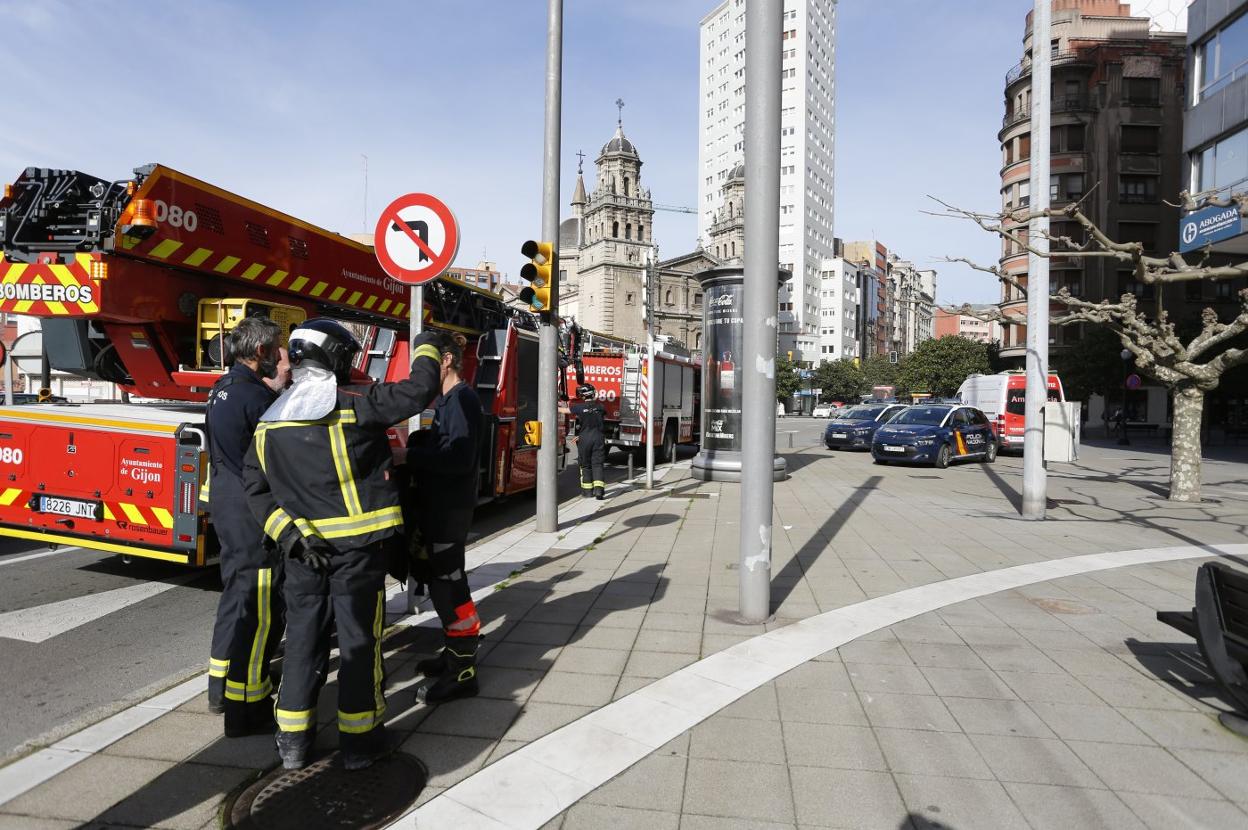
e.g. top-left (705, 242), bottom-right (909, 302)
top-left (691, 266), bottom-right (786, 482)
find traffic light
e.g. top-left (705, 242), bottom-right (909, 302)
top-left (523, 420), bottom-right (542, 446)
top-left (519, 240), bottom-right (555, 313)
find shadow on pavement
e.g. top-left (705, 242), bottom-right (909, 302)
top-left (776, 451), bottom-right (827, 475)
top-left (1124, 637), bottom-right (1239, 714)
top-left (78, 560), bottom-right (669, 829)
top-left (770, 475), bottom-right (882, 613)
top-left (905, 813), bottom-right (957, 829)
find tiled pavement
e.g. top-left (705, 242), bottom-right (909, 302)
top-left (2, 440), bottom-right (1247, 829)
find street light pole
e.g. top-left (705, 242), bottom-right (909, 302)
top-left (1022, 0), bottom-right (1052, 520)
top-left (738, 0), bottom-right (783, 624)
top-left (535, 0), bottom-right (563, 533)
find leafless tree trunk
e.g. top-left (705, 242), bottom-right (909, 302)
top-left (1170, 386), bottom-right (1205, 502)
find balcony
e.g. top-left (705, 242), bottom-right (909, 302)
top-left (1001, 96), bottom-right (1095, 129)
top-left (1005, 50), bottom-right (1093, 86)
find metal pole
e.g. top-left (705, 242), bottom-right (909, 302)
top-left (1022, 0), bottom-right (1051, 520)
top-left (738, 0), bottom-right (782, 623)
top-left (406, 283), bottom-right (425, 614)
top-left (3, 347), bottom-right (11, 406)
top-left (535, 0), bottom-right (563, 533)
top-left (645, 253), bottom-right (656, 490)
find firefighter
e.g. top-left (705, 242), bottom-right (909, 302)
top-left (571, 383), bottom-right (607, 499)
top-left (204, 316), bottom-right (289, 737)
top-left (243, 319), bottom-right (443, 771)
top-left (405, 332), bottom-right (483, 704)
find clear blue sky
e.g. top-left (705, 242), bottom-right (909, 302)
top-left (0, 0), bottom-right (1041, 305)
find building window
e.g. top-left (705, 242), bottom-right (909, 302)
top-left (1120, 125), bottom-right (1160, 154)
top-left (612, 221), bottom-right (619, 238)
top-left (638, 224), bottom-right (644, 241)
top-left (625, 223), bottom-right (632, 240)
top-left (626, 292), bottom-right (635, 304)
top-left (1050, 124), bottom-right (1084, 152)
top-left (1194, 125), bottom-right (1248, 193)
top-left (1119, 175), bottom-right (1158, 203)
top-left (1050, 173), bottom-right (1084, 203)
top-left (1197, 12), bottom-right (1248, 100)
top-left (1018, 180), bottom-right (1030, 207)
top-left (1123, 77), bottom-right (1160, 106)
top-left (1018, 133), bottom-right (1031, 161)
top-left (694, 293), bottom-right (703, 308)
top-left (1118, 222), bottom-right (1158, 253)
top-left (623, 176), bottom-right (630, 197)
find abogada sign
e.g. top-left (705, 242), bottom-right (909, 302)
top-left (1179, 204), bottom-right (1243, 253)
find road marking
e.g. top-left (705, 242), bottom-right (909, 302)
top-left (0, 546), bottom-right (81, 569)
top-left (0, 574), bottom-right (195, 643)
top-left (404, 543), bottom-right (1246, 830)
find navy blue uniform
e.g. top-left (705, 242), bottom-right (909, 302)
top-left (205, 363), bottom-right (283, 728)
top-left (405, 382), bottom-right (485, 701)
top-left (571, 400), bottom-right (606, 496)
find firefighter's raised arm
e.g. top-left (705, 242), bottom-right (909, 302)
top-left (351, 331), bottom-right (445, 430)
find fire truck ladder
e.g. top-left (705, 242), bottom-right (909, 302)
top-left (621, 351), bottom-right (645, 426)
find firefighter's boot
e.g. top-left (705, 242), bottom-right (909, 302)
top-left (594, 485), bottom-right (605, 500)
top-left (224, 699), bottom-right (276, 738)
top-left (415, 649), bottom-right (448, 678)
top-left (342, 724), bottom-right (390, 771)
top-left (418, 639), bottom-right (479, 705)
top-left (276, 729), bottom-right (313, 770)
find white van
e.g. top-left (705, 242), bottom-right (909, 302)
top-left (957, 371), bottom-right (1064, 452)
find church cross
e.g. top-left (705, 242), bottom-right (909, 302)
top-left (615, 98), bottom-right (625, 126)
top-left (576, 150), bottom-right (585, 174)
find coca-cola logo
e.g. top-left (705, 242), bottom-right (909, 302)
top-left (710, 294), bottom-right (735, 308)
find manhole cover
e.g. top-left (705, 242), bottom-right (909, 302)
top-left (226, 751), bottom-right (427, 830)
top-left (1028, 597), bottom-right (1096, 615)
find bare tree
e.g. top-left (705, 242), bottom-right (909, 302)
top-left (934, 196), bottom-right (1248, 503)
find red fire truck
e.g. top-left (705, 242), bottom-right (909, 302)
top-left (0, 163), bottom-right (560, 566)
top-left (565, 328), bottom-right (700, 462)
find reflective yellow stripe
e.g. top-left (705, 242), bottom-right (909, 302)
top-left (264, 508), bottom-right (292, 540)
top-left (149, 239), bottom-right (182, 259)
top-left (310, 281), bottom-right (328, 297)
top-left (225, 677), bottom-right (272, 702)
top-left (378, 299), bottom-right (392, 313)
top-left (373, 590), bottom-right (385, 716)
top-left (183, 247), bottom-right (213, 266)
top-left (120, 503), bottom-right (145, 524)
top-left (0, 488), bottom-right (21, 506)
top-left (329, 423), bottom-right (363, 516)
top-left (394, 303), bottom-right (406, 316)
top-left (264, 269), bottom-right (288, 286)
top-left (255, 427), bottom-right (268, 474)
top-left (208, 657), bottom-right (229, 678)
top-left (290, 276), bottom-right (309, 292)
top-left (346, 291), bottom-right (362, 306)
top-left (214, 255), bottom-right (241, 274)
top-left (329, 287), bottom-right (345, 302)
top-left (200, 463), bottom-right (211, 503)
top-left (151, 507), bottom-right (174, 529)
top-left (308, 506), bottom-right (402, 537)
top-left (413, 344), bottom-right (441, 363)
top-left (294, 517), bottom-right (316, 537)
top-left (256, 410), bottom-right (357, 431)
top-left (241, 263), bottom-right (266, 281)
top-left (276, 707), bottom-right (314, 732)
top-left (247, 568), bottom-right (272, 691)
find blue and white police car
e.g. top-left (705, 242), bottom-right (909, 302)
top-left (871, 404), bottom-right (997, 468)
top-left (824, 403), bottom-right (907, 450)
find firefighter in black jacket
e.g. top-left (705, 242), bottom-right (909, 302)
top-left (243, 319), bottom-right (444, 771)
top-left (204, 316), bottom-right (288, 737)
top-left (405, 332), bottom-right (484, 705)
top-left (571, 383), bottom-right (607, 499)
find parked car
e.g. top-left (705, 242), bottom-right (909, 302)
top-left (812, 404), bottom-right (835, 418)
top-left (957, 371), bottom-right (1063, 453)
top-left (871, 404), bottom-right (997, 468)
top-left (824, 403), bottom-right (907, 450)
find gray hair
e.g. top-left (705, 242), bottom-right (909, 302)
top-left (226, 316), bottom-right (281, 365)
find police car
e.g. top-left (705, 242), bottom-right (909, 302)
top-left (871, 404), bottom-right (997, 468)
top-left (824, 403), bottom-right (906, 450)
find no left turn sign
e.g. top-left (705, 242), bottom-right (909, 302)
top-left (373, 193), bottom-right (460, 286)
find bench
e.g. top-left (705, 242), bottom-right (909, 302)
top-left (1157, 562), bottom-right (1248, 736)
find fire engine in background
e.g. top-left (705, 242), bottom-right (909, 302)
top-left (0, 163), bottom-right (561, 566)
top-left (564, 325), bottom-right (700, 463)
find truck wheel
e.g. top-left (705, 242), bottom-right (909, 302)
top-left (934, 444), bottom-right (951, 469)
top-left (659, 423), bottom-right (676, 463)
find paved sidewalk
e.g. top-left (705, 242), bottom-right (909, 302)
top-left (2, 441), bottom-right (1247, 829)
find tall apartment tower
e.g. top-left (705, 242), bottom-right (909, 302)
top-left (698, 0), bottom-right (838, 364)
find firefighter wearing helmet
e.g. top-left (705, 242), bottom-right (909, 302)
top-left (571, 382), bottom-right (607, 499)
top-left (243, 318), bottom-right (444, 771)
